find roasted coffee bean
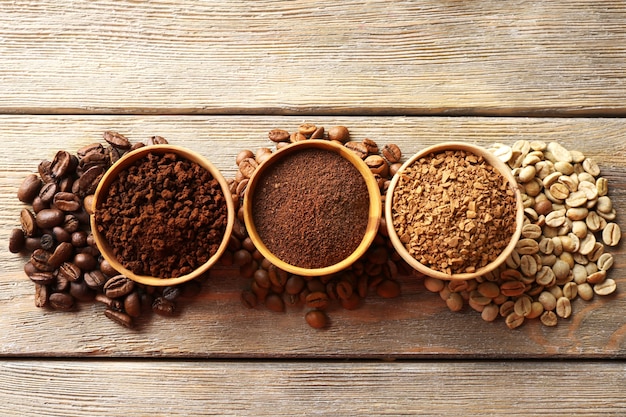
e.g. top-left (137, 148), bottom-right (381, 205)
top-left (99, 259), bottom-right (119, 277)
top-left (104, 308), bottom-right (133, 328)
top-left (32, 196), bottom-right (48, 213)
top-left (95, 293), bottom-right (123, 310)
top-left (38, 182), bottom-right (58, 204)
top-left (50, 150), bottom-right (74, 179)
top-left (20, 208), bottom-right (38, 237)
top-left (35, 208), bottom-right (64, 229)
top-left (162, 286), bottom-right (181, 301)
top-left (77, 165), bottom-right (104, 196)
top-left (238, 157), bottom-right (258, 178)
top-left (124, 292), bottom-right (142, 318)
top-left (147, 135), bottom-right (168, 145)
top-left (376, 279), bottom-right (401, 298)
top-left (53, 192), bottom-right (81, 212)
top-left (152, 296), bottom-right (176, 316)
top-left (77, 143), bottom-right (104, 158)
top-left (52, 226), bottom-right (71, 244)
top-left (18, 174), bottom-right (42, 203)
top-left (9, 228), bottom-right (26, 253)
top-left (70, 281), bottom-right (95, 302)
top-left (103, 131), bottom-right (132, 150)
top-left (345, 141), bottom-right (368, 159)
top-left (53, 273), bottom-right (71, 292)
top-left (74, 252), bottom-right (98, 271)
top-left (264, 293), bottom-right (285, 312)
top-left (49, 292), bottom-right (75, 311)
top-left (71, 230), bottom-right (88, 247)
top-left (28, 271), bottom-right (56, 285)
top-left (84, 270), bottom-right (107, 290)
top-left (285, 275), bottom-right (305, 295)
top-left (48, 242), bottom-right (74, 269)
top-left (34, 283), bottom-right (50, 307)
top-left (364, 155), bottom-right (389, 177)
top-left (38, 160), bottom-right (54, 183)
top-left (327, 126), bottom-right (350, 143)
top-left (305, 309), bottom-right (328, 329)
top-left (381, 143), bottom-right (402, 163)
top-left (57, 262), bottom-right (82, 282)
top-left (305, 291), bottom-right (329, 309)
top-left (240, 290), bottom-right (258, 309)
top-left (268, 129), bottom-right (290, 143)
top-left (362, 138), bottom-right (379, 155)
top-left (30, 249), bottom-right (55, 272)
top-left (310, 126), bottom-right (325, 139)
top-left (38, 233), bottom-right (54, 251)
top-left (103, 275), bottom-right (135, 299)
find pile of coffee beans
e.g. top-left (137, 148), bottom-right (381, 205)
top-left (10, 132), bottom-right (201, 328)
top-left (423, 140), bottom-right (620, 328)
top-left (225, 124), bottom-right (410, 328)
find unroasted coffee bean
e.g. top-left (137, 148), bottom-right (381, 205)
top-left (18, 174), bottom-right (42, 203)
top-left (594, 278), bottom-right (617, 296)
top-left (104, 308), bottom-right (133, 328)
top-left (49, 292), bottom-right (75, 311)
top-left (152, 296), bottom-right (176, 316)
top-left (305, 309), bottom-right (328, 329)
top-left (103, 275), bottom-right (135, 299)
top-left (540, 310), bottom-right (558, 327)
top-left (602, 222), bottom-right (621, 246)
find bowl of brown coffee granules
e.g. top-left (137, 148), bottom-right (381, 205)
top-left (243, 140), bottom-right (382, 277)
top-left (385, 142), bottom-right (524, 281)
top-left (91, 145), bottom-right (235, 286)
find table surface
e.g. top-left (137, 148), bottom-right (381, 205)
top-left (1, 1), bottom-right (626, 416)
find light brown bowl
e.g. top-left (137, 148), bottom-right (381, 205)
top-left (243, 140), bottom-right (382, 277)
top-left (385, 142), bottom-right (524, 281)
top-left (91, 145), bottom-right (235, 286)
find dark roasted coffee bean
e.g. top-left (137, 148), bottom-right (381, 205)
top-left (162, 286), bottom-right (181, 301)
top-left (268, 264), bottom-right (288, 288)
top-left (50, 150), bottom-right (74, 179)
top-left (123, 292), bottom-right (142, 318)
top-left (20, 208), bottom-right (38, 237)
top-left (32, 196), bottom-right (48, 213)
top-left (95, 293), bottom-right (122, 310)
top-left (77, 143), bottom-right (104, 158)
top-left (265, 293), bottom-right (285, 312)
top-left (305, 291), bottom-right (329, 309)
top-left (74, 252), bottom-right (97, 271)
top-left (24, 261), bottom-right (38, 276)
top-left (77, 165), bottom-right (104, 196)
top-left (57, 262), bottom-right (82, 282)
top-left (70, 231), bottom-right (87, 247)
top-left (25, 237), bottom-right (43, 252)
top-left (34, 283), bottom-right (50, 307)
top-left (84, 270), bottom-right (107, 290)
top-left (38, 160), bottom-right (54, 183)
top-left (52, 226), bottom-right (71, 243)
top-left (58, 176), bottom-right (74, 193)
top-left (48, 242), bottom-right (74, 269)
top-left (63, 214), bottom-right (80, 233)
top-left (376, 279), bottom-right (401, 299)
top-left (70, 281), bottom-right (95, 302)
top-left (305, 309), bottom-right (328, 329)
top-left (107, 145), bottom-right (121, 165)
top-left (40, 233), bottom-right (55, 251)
top-left (103, 131), bottom-right (132, 150)
top-left (9, 228), bottom-right (26, 253)
top-left (38, 182), bottom-right (58, 204)
top-left (240, 290), bottom-right (258, 309)
top-left (103, 275), bottom-right (135, 299)
top-left (147, 135), bottom-right (168, 145)
top-left (336, 280), bottom-right (354, 300)
top-left (79, 152), bottom-right (108, 170)
top-left (104, 308), bottom-right (133, 328)
top-left (18, 174), bottom-right (42, 203)
top-left (53, 192), bottom-right (81, 212)
top-left (49, 292), bottom-right (75, 311)
top-left (35, 208), bottom-right (64, 229)
top-left (253, 269), bottom-right (271, 289)
top-left (53, 273), bottom-right (70, 292)
top-left (99, 259), bottom-right (119, 277)
top-left (31, 249), bottom-right (55, 272)
top-left (152, 296), bottom-right (176, 316)
top-left (345, 141), bottom-right (368, 159)
top-left (28, 271), bottom-right (56, 285)
top-left (285, 275), bottom-right (305, 295)
top-left (130, 142), bottom-right (145, 151)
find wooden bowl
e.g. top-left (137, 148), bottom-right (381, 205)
top-left (243, 140), bottom-right (382, 277)
top-left (90, 145), bottom-right (235, 286)
top-left (385, 142), bottom-right (524, 281)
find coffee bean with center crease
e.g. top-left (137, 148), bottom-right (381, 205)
top-left (57, 262), bottom-right (82, 282)
top-left (77, 143), bottom-right (104, 158)
top-left (84, 270), bottom-right (107, 290)
top-left (28, 271), bottom-right (56, 285)
top-left (38, 182), bottom-right (58, 204)
top-left (30, 249), bottom-right (55, 272)
top-left (18, 174), bottom-right (42, 203)
top-left (104, 308), bottom-right (133, 328)
top-left (103, 275), bottom-right (135, 299)
top-left (345, 141), bottom-right (368, 159)
top-left (77, 165), bottom-right (105, 196)
top-left (20, 208), bottom-right (38, 237)
top-left (152, 296), bottom-right (176, 316)
top-left (34, 283), bottom-right (50, 307)
top-left (49, 292), bottom-right (75, 311)
top-left (103, 131), bottom-right (132, 150)
top-left (50, 150), bottom-right (75, 179)
top-left (53, 192), bottom-right (81, 212)
top-left (48, 242), bottom-right (74, 269)
top-left (38, 160), bottom-right (54, 183)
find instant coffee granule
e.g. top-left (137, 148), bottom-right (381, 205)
top-left (95, 151), bottom-right (228, 278)
top-left (251, 148), bottom-right (370, 269)
top-left (391, 149), bottom-right (518, 275)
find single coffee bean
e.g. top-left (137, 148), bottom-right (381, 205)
top-left (57, 262), bottom-right (82, 282)
top-left (38, 160), bottom-right (54, 183)
top-left (34, 283), bottom-right (50, 307)
top-left (38, 182), bottom-right (58, 204)
top-left (49, 292), bottom-right (75, 311)
top-left (540, 310), bottom-right (558, 327)
top-left (305, 309), bottom-right (328, 329)
top-left (381, 143), bottom-right (402, 163)
top-left (376, 279), bottom-right (401, 298)
top-left (20, 208), bottom-right (38, 237)
top-left (602, 222), bottom-right (621, 247)
top-left (50, 150), bottom-right (74, 179)
top-left (305, 291), bottom-right (329, 310)
top-left (327, 126), bottom-right (350, 142)
top-left (104, 308), bottom-right (133, 328)
top-left (52, 226), bottom-right (71, 244)
top-left (344, 141), bottom-right (368, 159)
top-left (28, 271), bottom-right (56, 285)
top-left (268, 129), bottom-right (290, 143)
top-left (70, 280), bottom-right (95, 302)
top-left (84, 270), bottom-right (107, 290)
top-left (103, 131), bottom-right (132, 150)
top-left (103, 275), bottom-right (135, 299)
top-left (152, 296), bottom-right (176, 316)
top-left (30, 249), bottom-right (55, 272)
top-left (162, 286), bottom-right (182, 301)
top-left (53, 192), bottom-right (81, 212)
top-left (8, 228), bottom-right (26, 253)
top-left (18, 174), bottom-right (42, 203)
top-left (48, 242), bottom-right (74, 269)
top-left (74, 252), bottom-right (97, 271)
top-left (364, 155), bottom-right (389, 177)
top-left (147, 135), bottom-right (168, 145)
top-left (594, 278), bottom-right (617, 296)
top-left (123, 292), bottom-right (142, 318)
top-left (99, 259), bottom-right (119, 277)
top-left (35, 208), bottom-right (64, 229)
top-left (240, 290), bottom-right (258, 309)
top-left (77, 165), bottom-right (105, 196)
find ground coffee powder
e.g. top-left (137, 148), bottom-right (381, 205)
top-left (95, 151), bottom-right (228, 278)
top-left (251, 148), bottom-right (370, 269)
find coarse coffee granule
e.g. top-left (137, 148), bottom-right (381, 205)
top-left (251, 148), bottom-right (370, 269)
top-left (95, 152), bottom-right (228, 278)
top-left (391, 149), bottom-right (517, 275)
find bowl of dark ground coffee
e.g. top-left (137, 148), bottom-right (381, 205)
top-left (91, 145), bottom-right (235, 286)
top-left (243, 140), bottom-right (382, 276)
top-left (385, 142), bottom-right (524, 281)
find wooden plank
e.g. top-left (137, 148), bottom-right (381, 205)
top-left (1, 1), bottom-right (626, 115)
top-left (0, 359), bottom-right (624, 416)
top-left (0, 115), bottom-right (624, 358)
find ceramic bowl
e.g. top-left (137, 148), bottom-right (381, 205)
top-left (385, 142), bottom-right (524, 281)
top-left (243, 140), bottom-right (382, 277)
top-left (91, 145), bottom-right (235, 286)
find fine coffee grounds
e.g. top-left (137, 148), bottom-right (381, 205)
top-left (251, 148), bottom-right (370, 269)
top-left (95, 151), bottom-right (228, 278)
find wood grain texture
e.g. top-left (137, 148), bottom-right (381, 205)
top-left (1, 0), bottom-right (626, 115)
top-left (0, 359), bottom-right (624, 416)
top-left (1, 115), bottom-right (624, 358)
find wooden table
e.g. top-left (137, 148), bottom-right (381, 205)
top-left (1, 1), bottom-right (625, 415)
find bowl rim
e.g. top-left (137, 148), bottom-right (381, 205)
top-left (385, 141), bottom-right (524, 281)
top-left (243, 139), bottom-right (382, 277)
top-left (90, 144), bottom-right (235, 286)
